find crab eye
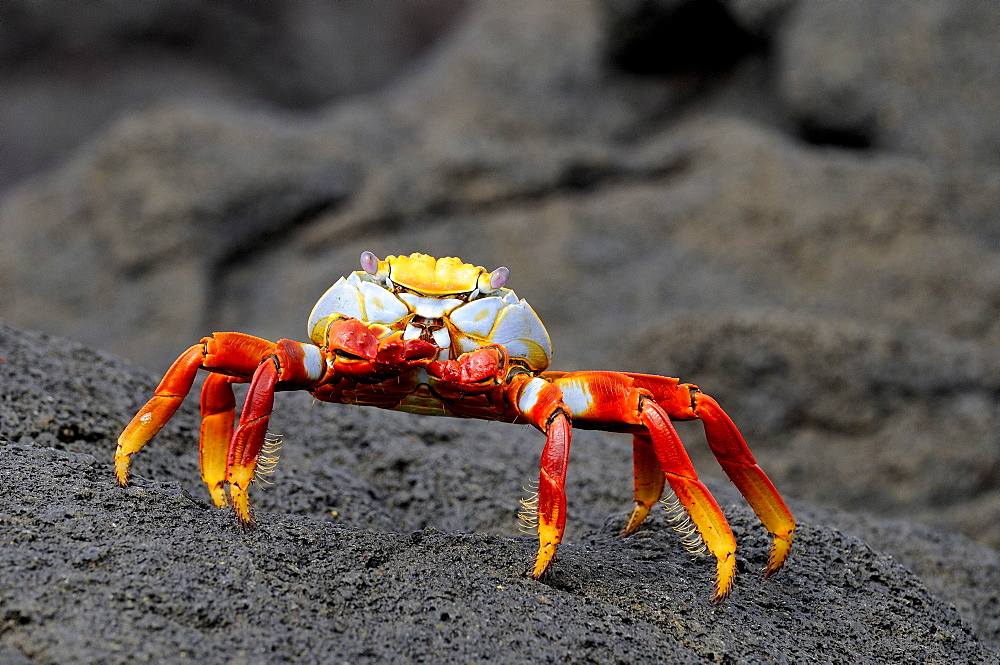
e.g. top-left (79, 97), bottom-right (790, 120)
top-left (489, 266), bottom-right (509, 290)
top-left (360, 251), bottom-right (379, 275)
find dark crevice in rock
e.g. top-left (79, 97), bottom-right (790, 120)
top-left (605, 0), bottom-right (765, 77)
top-left (796, 118), bottom-right (875, 151)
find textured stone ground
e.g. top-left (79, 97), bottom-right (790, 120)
top-left (1, 321), bottom-right (998, 663)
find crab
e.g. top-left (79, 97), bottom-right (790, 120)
top-left (115, 252), bottom-right (795, 601)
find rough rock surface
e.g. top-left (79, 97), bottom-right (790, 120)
top-left (0, 0), bottom-right (466, 190)
top-left (2, 321), bottom-right (998, 663)
top-left (1, 0), bottom-right (999, 660)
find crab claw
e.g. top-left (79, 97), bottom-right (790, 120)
top-left (375, 336), bottom-right (437, 364)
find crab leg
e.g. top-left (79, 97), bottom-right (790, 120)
top-left (626, 374), bottom-right (796, 576)
top-left (225, 338), bottom-right (335, 524)
top-left (690, 391), bottom-right (795, 576)
top-left (506, 374), bottom-right (572, 578)
top-left (546, 371), bottom-right (739, 601)
top-left (115, 344), bottom-right (203, 485)
top-left (115, 332), bottom-right (277, 487)
top-left (226, 329), bottom-right (436, 524)
top-left (638, 396), bottom-right (737, 601)
top-left (227, 356), bottom-right (280, 524)
top-left (622, 432), bottom-right (666, 535)
top-left (427, 349), bottom-right (575, 578)
top-left (199, 373), bottom-right (239, 508)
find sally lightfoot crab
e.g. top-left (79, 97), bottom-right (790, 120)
top-left (115, 252), bottom-right (795, 601)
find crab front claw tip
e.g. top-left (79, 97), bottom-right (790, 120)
top-left (402, 338), bottom-right (437, 361)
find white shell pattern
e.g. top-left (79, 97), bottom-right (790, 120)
top-left (449, 291), bottom-right (552, 370)
top-left (309, 272), bottom-right (552, 370)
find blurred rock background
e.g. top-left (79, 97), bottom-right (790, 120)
top-left (1, 0), bottom-right (999, 555)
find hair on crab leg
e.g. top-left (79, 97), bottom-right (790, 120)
top-left (639, 396), bottom-right (738, 603)
top-left (227, 357), bottom-right (280, 525)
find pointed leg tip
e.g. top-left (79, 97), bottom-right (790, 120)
top-left (114, 456), bottom-right (131, 487)
top-left (764, 556), bottom-right (787, 579)
top-left (529, 554), bottom-right (552, 579)
top-left (229, 486), bottom-right (256, 528)
top-left (621, 504), bottom-right (652, 536)
top-left (712, 552), bottom-right (737, 604)
top-left (529, 541), bottom-right (558, 579)
top-left (764, 533), bottom-right (794, 578)
top-left (208, 485), bottom-right (229, 509)
top-left (233, 509), bottom-right (256, 530)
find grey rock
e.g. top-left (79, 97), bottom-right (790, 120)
top-left (777, 0), bottom-right (1000, 163)
top-left (1, 320), bottom-right (997, 663)
top-left (0, 0), bottom-right (466, 190)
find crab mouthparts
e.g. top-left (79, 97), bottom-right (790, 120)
top-left (403, 317), bottom-right (451, 359)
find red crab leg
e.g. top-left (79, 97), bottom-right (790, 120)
top-left (427, 349), bottom-right (574, 578)
top-left (628, 374), bottom-right (796, 576)
top-left (115, 332), bottom-right (277, 487)
top-left (199, 372), bottom-right (239, 508)
top-left (227, 328), bottom-right (436, 524)
top-left (638, 396), bottom-right (737, 602)
top-left (691, 391), bottom-right (795, 576)
top-left (546, 371), bottom-right (738, 601)
top-left (622, 432), bottom-right (666, 535)
top-left (505, 373), bottom-right (572, 578)
top-left (227, 356), bottom-right (280, 524)
top-left (225, 338), bottom-right (332, 524)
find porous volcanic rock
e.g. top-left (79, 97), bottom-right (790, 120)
top-left (1, 320), bottom-right (998, 663)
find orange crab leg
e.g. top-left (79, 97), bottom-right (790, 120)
top-left (690, 392), bottom-right (795, 576)
top-left (504, 374), bottom-right (573, 578)
top-left (115, 332), bottom-right (277, 487)
top-left (115, 344), bottom-right (204, 485)
top-left (622, 432), bottom-right (666, 535)
top-left (544, 371), bottom-right (740, 600)
top-left (199, 373), bottom-right (239, 508)
top-left (638, 396), bottom-right (737, 602)
top-left (626, 374), bottom-right (796, 576)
